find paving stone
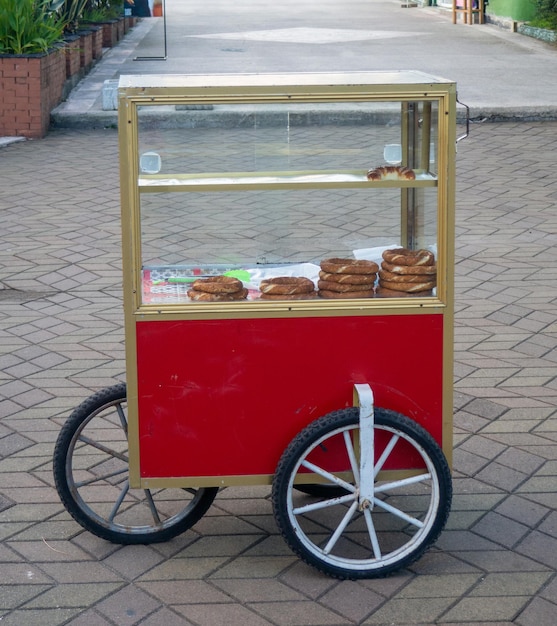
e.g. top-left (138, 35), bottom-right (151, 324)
top-left (474, 461), bottom-right (530, 492)
top-left (471, 511), bottom-right (531, 548)
top-left (0, 584), bottom-right (52, 610)
top-left (39, 561), bottom-right (124, 584)
top-left (70, 530), bottom-right (122, 560)
top-left (408, 551), bottom-right (481, 576)
top-left (395, 573), bottom-right (480, 599)
top-left (176, 534), bottom-right (261, 558)
top-left (436, 529), bottom-right (506, 552)
top-left (314, 580), bottom-right (384, 622)
top-left (101, 545), bottom-right (166, 580)
top-left (174, 603), bottom-right (274, 625)
top-left (136, 557), bottom-right (231, 581)
top-left (137, 580), bottom-right (231, 605)
top-left (132, 606), bottom-right (195, 626)
top-left (277, 561), bottom-right (338, 599)
top-left (6, 539), bottom-right (93, 563)
top-left (442, 595), bottom-right (532, 623)
top-left (469, 571), bottom-right (552, 597)
top-left (210, 577), bottom-right (307, 603)
top-left (362, 596), bottom-right (456, 624)
top-left (95, 584), bottom-right (162, 625)
top-left (453, 447), bottom-right (491, 475)
top-left (516, 531), bottom-right (557, 570)
top-left (0, 608), bottom-right (82, 625)
top-left (0, 433), bottom-right (34, 457)
top-left (21, 582), bottom-right (124, 609)
top-left (208, 555), bottom-right (297, 579)
top-left (63, 609), bottom-right (116, 626)
top-left (455, 548), bottom-right (553, 574)
top-left (515, 596), bottom-right (557, 626)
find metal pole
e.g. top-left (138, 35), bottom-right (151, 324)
top-left (134, 0), bottom-right (167, 61)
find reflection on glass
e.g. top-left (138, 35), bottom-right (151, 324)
top-left (140, 152), bottom-right (162, 174)
top-left (383, 144), bottom-right (402, 165)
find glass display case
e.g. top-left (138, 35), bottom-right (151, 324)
top-left (118, 72), bottom-right (455, 312)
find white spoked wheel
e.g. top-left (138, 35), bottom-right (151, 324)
top-left (272, 407), bottom-right (452, 579)
top-left (53, 383), bottom-right (218, 544)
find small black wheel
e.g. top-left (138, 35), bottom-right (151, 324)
top-left (272, 407), bottom-right (452, 579)
top-left (53, 383), bottom-right (218, 544)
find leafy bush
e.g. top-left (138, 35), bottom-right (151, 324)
top-left (83, 0), bottom-right (122, 22)
top-left (532, 0), bottom-right (557, 29)
top-left (0, 0), bottom-right (66, 54)
top-left (59, 0), bottom-right (89, 32)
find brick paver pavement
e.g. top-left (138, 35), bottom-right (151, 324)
top-left (1, 121), bottom-right (557, 625)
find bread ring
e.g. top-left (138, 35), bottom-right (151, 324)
top-left (379, 280), bottom-right (436, 293)
top-left (259, 276), bottom-right (315, 295)
top-left (318, 289), bottom-right (375, 299)
top-left (192, 276), bottom-right (243, 294)
top-left (319, 271), bottom-right (375, 285)
top-left (379, 269), bottom-right (436, 284)
top-left (188, 288), bottom-right (248, 301)
top-left (320, 258), bottom-right (379, 275)
top-left (259, 292), bottom-right (318, 300)
top-left (381, 260), bottom-right (437, 276)
top-left (367, 166), bottom-right (415, 181)
top-left (318, 280), bottom-right (374, 293)
top-left (376, 286), bottom-right (433, 298)
top-left (382, 248), bottom-right (435, 267)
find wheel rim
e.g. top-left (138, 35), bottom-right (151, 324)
top-left (64, 394), bottom-right (211, 538)
top-left (284, 421), bottom-right (444, 574)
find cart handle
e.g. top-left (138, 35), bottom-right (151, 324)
top-left (456, 95), bottom-right (470, 143)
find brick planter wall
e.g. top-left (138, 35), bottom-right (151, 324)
top-left (0, 47), bottom-right (66, 138)
top-left (116, 17), bottom-right (125, 41)
top-left (77, 30), bottom-right (94, 73)
top-left (101, 20), bottom-right (119, 48)
top-left (90, 25), bottom-right (104, 60)
top-left (64, 35), bottom-right (81, 80)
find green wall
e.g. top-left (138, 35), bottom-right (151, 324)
top-left (487, 0), bottom-right (537, 21)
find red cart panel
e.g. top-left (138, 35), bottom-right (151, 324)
top-left (135, 313), bottom-right (444, 479)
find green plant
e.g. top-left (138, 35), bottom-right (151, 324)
top-left (82, 0), bottom-right (122, 22)
top-left (59, 0), bottom-right (89, 33)
top-left (0, 0), bottom-right (66, 55)
top-left (531, 0), bottom-right (557, 29)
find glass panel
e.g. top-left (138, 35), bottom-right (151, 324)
top-left (135, 100), bottom-right (439, 305)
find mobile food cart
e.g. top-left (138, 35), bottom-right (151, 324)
top-left (54, 71), bottom-right (457, 579)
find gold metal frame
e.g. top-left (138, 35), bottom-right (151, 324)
top-left (118, 72), bottom-right (457, 487)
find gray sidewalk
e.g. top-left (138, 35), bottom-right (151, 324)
top-left (1, 0), bottom-right (557, 624)
top-left (51, 0), bottom-right (557, 129)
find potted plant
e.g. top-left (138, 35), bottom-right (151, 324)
top-left (59, 0), bottom-right (95, 72)
top-left (82, 0), bottom-right (124, 48)
top-left (0, 0), bottom-right (68, 138)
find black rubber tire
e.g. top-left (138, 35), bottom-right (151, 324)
top-left (272, 407), bottom-right (452, 579)
top-left (53, 383), bottom-right (218, 544)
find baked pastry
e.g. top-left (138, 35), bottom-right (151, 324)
top-left (366, 165), bottom-right (415, 181)
top-left (188, 276), bottom-right (248, 301)
top-left (259, 276), bottom-right (316, 300)
top-left (318, 257), bottom-right (378, 298)
top-left (377, 248), bottom-right (436, 297)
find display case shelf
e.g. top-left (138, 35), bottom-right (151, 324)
top-left (138, 169), bottom-right (437, 192)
